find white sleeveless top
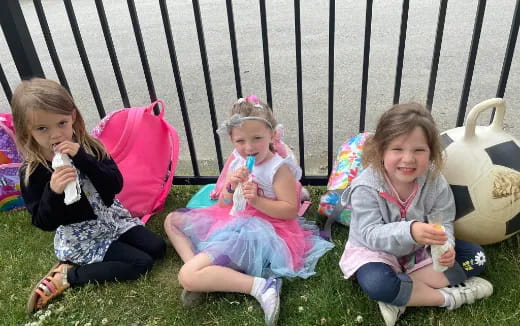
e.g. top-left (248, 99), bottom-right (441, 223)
top-left (229, 150), bottom-right (302, 199)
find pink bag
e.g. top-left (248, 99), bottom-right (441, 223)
top-left (92, 100), bottom-right (179, 223)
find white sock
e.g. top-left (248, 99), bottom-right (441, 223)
top-left (250, 277), bottom-right (266, 300)
top-left (439, 289), bottom-right (453, 308)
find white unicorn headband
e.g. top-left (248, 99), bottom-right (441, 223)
top-left (216, 95), bottom-right (273, 135)
top-left (216, 114), bottom-right (273, 135)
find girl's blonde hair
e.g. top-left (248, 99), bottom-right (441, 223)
top-left (229, 96), bottom-right (278, 153)
top-left (362, 102), bottom-right (444, 178)
top-left (11, 78), bottom-right (108, 185)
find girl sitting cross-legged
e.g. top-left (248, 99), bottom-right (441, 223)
top-left (339, 103), bottom-right (493, 326)
top-left (164, 95), bottom-right (333, 326)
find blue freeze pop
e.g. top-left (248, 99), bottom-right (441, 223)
top-left (246, 155), bottom-right (256, 171)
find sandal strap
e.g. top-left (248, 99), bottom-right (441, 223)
top-left (37, 283), bottom-right (52, 296)
top-left (45, 274), bottom-right (61, 290)
top-left (41, 279), bottom-right (57, 294)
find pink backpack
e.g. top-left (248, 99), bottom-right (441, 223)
top-left (92, 100), bottom-right (179, 223)
top-left (0, 113), bottom-right (25, 211)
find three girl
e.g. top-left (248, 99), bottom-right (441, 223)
top-left (11, 78), bottom-right (166, 313)
top-left (163, 96), bottom-right (333, 326)
top-left (13, 77), bottom-right (493, 325)
top-left (339, 103), bottom-right (493, 326)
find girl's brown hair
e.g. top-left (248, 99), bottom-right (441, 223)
top-left (11, 78), bottom-right (108, 185)
top-left (230, 97), bottom-right (278, 153)
top-left (362, 102), bottom-right (443, 178)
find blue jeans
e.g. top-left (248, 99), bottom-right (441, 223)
top-left (355, 240), bottom-right (487, 306)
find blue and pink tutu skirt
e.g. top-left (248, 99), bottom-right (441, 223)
top-left (168, 204), bottom-right (333, 279)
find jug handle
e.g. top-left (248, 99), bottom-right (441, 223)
top-left (464, 98), bottom-right (505, 141)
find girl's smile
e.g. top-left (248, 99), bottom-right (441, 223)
top-left (230, 120), bottom-right (274, 165)
top-left (383, 126), bottom-right (431, 190)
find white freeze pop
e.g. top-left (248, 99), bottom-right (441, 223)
top-left (230, 155), bottom-right (255, 216)
top-left (429, 215), bottom-right (451, 272)
top-left (52, 151), bottom-right (81, 205)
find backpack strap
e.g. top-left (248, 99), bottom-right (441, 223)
top-left (140, 100), bottom-right (178, 224)
top-left (109, 108), bottom-right (144, 160)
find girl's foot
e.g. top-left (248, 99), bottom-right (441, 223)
top-left (180, 289), bottom-right (205, 307)
top-left (27, 263), bottom-right (71, 313)
top-left (377, 301), bottom-right (405, 326)
top-left (256, 278), bottom-right (282, 326)
top-left (439, 276), bottom-right (493, 310)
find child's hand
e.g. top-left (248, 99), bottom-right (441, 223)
top-left (54, 141), bottom-right (80, 157)
top-left (229, 167), bottom-right (250, 188)
top-left (50, 166), bottom-right (77, 194)
top-left (242, 180), bottom-right (259, 205)
top-left (438, 246), bottom-right (455, 268)
top-left (411, 222), bottom-right (448, 245)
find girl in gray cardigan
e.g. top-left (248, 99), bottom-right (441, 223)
top-left (339, 103), bottom-right (492, 326)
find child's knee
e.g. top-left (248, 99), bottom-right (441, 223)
top-left (164, 213), bottom-right (174, 231)
top-left (150, 237), bottom-right (166, 260)
top-left (356, 263), bottom-right (411, 305)
top-left (178, 265), bottom-right (198, 291)
top-left (164, 212), bottom-right (184, 235)
top-left (455, 240), bottom-right (488, 276)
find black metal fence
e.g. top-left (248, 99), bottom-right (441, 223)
top-left (1, 0), bottom-right (519, 185)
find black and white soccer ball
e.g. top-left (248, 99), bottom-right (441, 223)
top-left (440, 98), bottom-right (520, 245)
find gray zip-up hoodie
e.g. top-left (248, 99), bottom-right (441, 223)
top-left (341, 165), bottom-right (456, 258)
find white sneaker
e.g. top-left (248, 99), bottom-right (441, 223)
top-left (377, 301), bottom-right (405, 326)
top-left (441, 276), bottom-right (493, 310)
top-left (257, 278), bottom-right (282, 326)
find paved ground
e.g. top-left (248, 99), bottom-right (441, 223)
top-left (1, 0), bottom-right (519, 176)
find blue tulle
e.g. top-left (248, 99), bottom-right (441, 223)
top-left (173, 208), bottom-right (333, 279)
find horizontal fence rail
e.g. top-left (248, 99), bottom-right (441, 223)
top-left (1, 0), bottom-right (519, 186)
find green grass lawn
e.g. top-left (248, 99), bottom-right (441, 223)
top-left (1, 185), bottom-right (519, 326)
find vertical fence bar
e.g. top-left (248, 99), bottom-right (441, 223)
top-left (63, 0), bottom-right (105, 117)
top-left (393, 0), bottom-right (409, 104)
top-left (294, 0), bottom-right (305, 176)
top-left (327, 0), bottom-right (335, 175)
top-left (33, 0), bottom-right (69, 90)
top-left (426, 0), bottom-right (448, 110)
top-left (493, 0), bottom-right (520, 121)
top-left (127, 0), bottom-right (157, 107)
top-left (226, 0), bottom-right (242, 99)
top-left (192, 0), bottom-right (223, 170)
top-left (159, 0), bottom-right (200, 178)
top-left (0, 63), bottom-right (12, 103)
top-left (0, 0), bottom-right (44, 79)
top-left (259, 0), bottom-right (272, 107)
top-left (95, 0), bottom-right (130, 108)
top-left (359, 0), bottom-right (373, 132)
top-left (457, 0), bottom-right (486, 127)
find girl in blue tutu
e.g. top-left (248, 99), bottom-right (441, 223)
top-left (164, 95), bottom-right (333, 326)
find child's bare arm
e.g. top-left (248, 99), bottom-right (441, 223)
top-left (243, 165), bottom-right (298, 219)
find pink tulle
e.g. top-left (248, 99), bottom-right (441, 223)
top-left (196, 202), bottom-right (312, 270)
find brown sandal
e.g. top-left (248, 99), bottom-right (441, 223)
top-left (26, 263), bottom-right (71, 313)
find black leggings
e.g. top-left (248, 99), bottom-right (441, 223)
top-left (66, 226), bottom-right (166, 286)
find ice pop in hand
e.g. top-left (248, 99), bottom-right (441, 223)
top-left (52, 150), bottom-right (81, 205)
top-left (230, 156), bottom-right (256, 216)
top-left (246, 155), bottom-right (256, 172)
top-left (428, 215), bottom-right (450, 272)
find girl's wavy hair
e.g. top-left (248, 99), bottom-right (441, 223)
top-left (11, 78), bottom-right (108, 185)
top-left (228, 96), bottom-right (278, 153)
top-left (362, 102), bottom-right (444, 178)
